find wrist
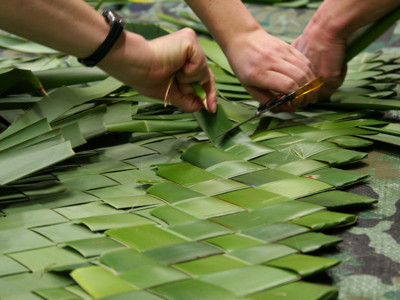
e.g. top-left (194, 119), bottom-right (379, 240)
top-left (303, 12), bottom-right (348, 47)
top-left (186, 0), bottom-right (262, 51)
top-left (220, 26), bottom-right (266, 69)
top-left (79, 9), bottom-right (126, 67)
top-left (308, 0), bottom-right (400, 42)
top-left (98, 31), bottom-right (152, 85)
top-left (223, 26), bottom-right (269, 60)
top-left (218, 19), bottom-right (262, 51)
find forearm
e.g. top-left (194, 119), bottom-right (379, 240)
top-left (0, 0), bottom-right (216, 112)
top-left (0, 0), bottom-right (111, 58)
top-left (0, 0), bottom-right (152, 83)
top-left (186, 0), bottom-right (318, 107)
top-left (0, 0), bottom-right (152, 84)
top-left (185, 0), bottom-right (262, 51)
top-left (309, 0), bottom-right (400, 40)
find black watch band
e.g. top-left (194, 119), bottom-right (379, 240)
top-left (78, 9), bottom-right (126, 67)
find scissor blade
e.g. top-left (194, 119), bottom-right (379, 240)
top-left (210, 114), bottom-right (258, 142)
top-left (210, 92), bottom-right (294, 142)
top-left (256, 76), bottom-right (325, 116)
top-left (210, 77), bottom-right (324, 143)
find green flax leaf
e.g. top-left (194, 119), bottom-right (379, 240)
top-left (277, 232), bottom-right (342, 253)
top-left (290, 210), bottom-right (357, 230)
top-left (173, 254), bottom-right (248, 276)
top-left (265, 253), bottom-right (340, 277)
top-left (71, 266), bottom-right (136, 299)
top-left (199, 265), bottom-right (299, 296)
top-left (0, 141), bottom-right (74, 185)
top-left (105, 224), bottom-right (187, 251)
top-left (152, 279), bottom-right (239, 300)
top-left (119, 264), bottom-right (188, 289)
top-left (249, 281), bottom-right (337, 300)
top-left (8, 246), bottom-right (86, 272)
top-left (107, 120), bottom-right (199, 132)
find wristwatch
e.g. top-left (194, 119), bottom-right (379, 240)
top-left (78, 9), bottom-right (126, 67)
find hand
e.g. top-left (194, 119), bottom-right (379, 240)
top-left (99, 28), bottom-right (217, 113)
top-left (292, 26), bottom-right (347, 100)
top-left (224, 28), bottom-right (318, 110)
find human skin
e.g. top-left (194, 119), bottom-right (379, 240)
top-left (185, 0), bottom-right (319, 109)
top-left (292, 0), bottom-right (400, 99)
top-left (0, 0), bottom-right (217, 113)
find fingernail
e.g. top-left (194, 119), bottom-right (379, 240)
top-left (211, 101), bottom-right (217, 113)
top-left (202, 97), bottom-right (209, 111)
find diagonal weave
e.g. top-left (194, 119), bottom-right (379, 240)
top-left (0, 16), bottom-right (399, 300)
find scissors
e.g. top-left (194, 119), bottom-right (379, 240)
top-left (211, 76), bottom-right (324, 142)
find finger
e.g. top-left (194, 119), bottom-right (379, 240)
top-left (270, 102), bottom-right (296, 113)
top-left (203, 70), bottom-right (218, 113)
top-left (263, 41), bottom-right (315, 84)
top-left (318, 67), bottom-right (346, 101)
top-left (292, 88), bottom-right (320, 108)
top-left (168, 82), bottom-right (204, 113)
top-left (175, 57), bottom-right (210, 84)
top-left (177, 82), bottom-right (211, 112)
top-left (175, 95), bottom-right (204, 112)
top-left (311, 89), bottom-right (321, 104)
top-left (272, 59), bottom-right (315, 88)
top-left (301, 92), bottom-right (317, 106)
top-left (286, 47), bottom-right (316, 80)
top-left (290, 94), bottom-right (305, 108)
top-left (304, 88), bottom-right (320, 106)
top-left (174, 29), bottom-right (210, 84)
top-left (245, 85), bottom-right (276, 105)
top-left (319, 86), bottom-right (336, 101)
top-left (178, 82), bottom-right (195, 96)
top-left (252, 70), bottom-right (299, 95)
top-left (176, 70), bottom-right (217, 113)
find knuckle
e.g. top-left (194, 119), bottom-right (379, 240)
top-left (241, 68), bottom-right (259, 84)
top-left (181, 27), bottom-right (196, 39)
top-left (306, 63), bottom-right (315, 77)
top-left (283, 79), bottom-right (298, 92)
top-left (208, 69), bottom-right (215, 81)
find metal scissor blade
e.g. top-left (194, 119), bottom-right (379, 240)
top-left (210, 92), bottom-right (294, 142)
top-left (256, 76), bottom-right (324, 115)
top-left (210, 114), bottom-right (259, 142)
top-left (209, 77), bottom-right (324, 143)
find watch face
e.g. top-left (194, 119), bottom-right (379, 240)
top-left (102, 9), bottom-right (114, 24)
top-left (103, 9), bottom-right (125, 26)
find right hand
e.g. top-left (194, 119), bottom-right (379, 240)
top-left (292, 26), bottom-right (348, 100)
top-left (99, 28), bottom-right (217, 113)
